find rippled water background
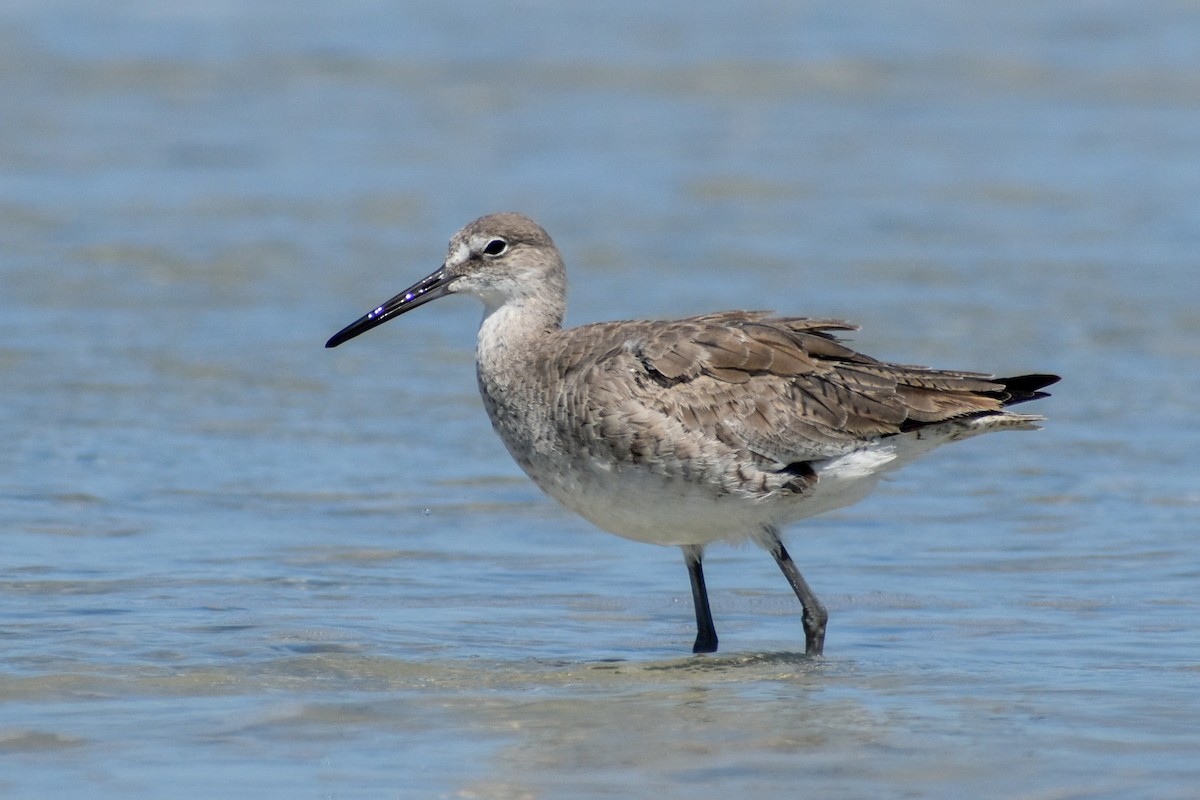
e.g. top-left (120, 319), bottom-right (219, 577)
top-left (3, 1), bottom-right (1199, 797)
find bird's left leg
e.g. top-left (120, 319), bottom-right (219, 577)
top-left (764, 526), bottom-right (827, 656)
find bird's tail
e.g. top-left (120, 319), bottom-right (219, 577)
top-left (991, 374), bottom-right (1060, 407)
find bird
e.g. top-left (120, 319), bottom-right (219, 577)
top-left (325, 212), bottom-right (1058, 656)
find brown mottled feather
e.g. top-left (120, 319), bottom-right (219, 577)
top-left (546, 312), bottom-right (1048, 471)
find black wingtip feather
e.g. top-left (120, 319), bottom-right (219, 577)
top-left (995, 373), bottom-right (1061, 406)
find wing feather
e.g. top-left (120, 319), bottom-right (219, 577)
top-left (550, 312), bottom-right (1045, 474)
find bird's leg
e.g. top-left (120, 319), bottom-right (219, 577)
top-left (765, 528), bottom-right (827, 656)
top-left (683, 545), bottom-right (718, 654)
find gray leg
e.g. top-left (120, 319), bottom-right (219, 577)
top-left (765, 527), bottom-right (827, 656)
top-left (683, 545), bottom-right (718, 654)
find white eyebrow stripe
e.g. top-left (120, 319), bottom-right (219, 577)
top-left (448, 241), bottom-right (469, 265)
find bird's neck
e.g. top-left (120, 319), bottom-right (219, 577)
top-left (476, 295), bottom-right (564, 379)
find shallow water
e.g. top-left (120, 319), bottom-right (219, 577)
top-left (3, 1), bottom-right (1200, 797)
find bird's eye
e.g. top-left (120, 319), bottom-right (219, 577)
top-left (482, 239), bottom-right (508, 256)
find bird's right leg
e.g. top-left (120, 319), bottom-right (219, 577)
top-left (683, 545), bottom-right (718, 654)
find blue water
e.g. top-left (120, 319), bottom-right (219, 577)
top-left (3, 1), bottom-right (1200, 797)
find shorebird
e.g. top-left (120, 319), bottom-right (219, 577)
top-left (326, 213), bottom-right (1058, 656)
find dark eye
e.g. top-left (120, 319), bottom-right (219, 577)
top-left (482, 238), bottom-right (508, 256)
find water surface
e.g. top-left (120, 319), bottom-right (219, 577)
top-left (3, 1), bottom-right (1199, 797)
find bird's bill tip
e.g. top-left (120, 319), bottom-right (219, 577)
top-left (325, 266), bottom-right (453, 348)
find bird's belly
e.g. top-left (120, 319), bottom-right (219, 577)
top-left (520, 443), bottom-right (903, 547)
top-left (536, 466), bottom-right (774, 546)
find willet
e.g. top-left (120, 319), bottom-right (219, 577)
top-left (326, 213), bottom-right (1058, 656)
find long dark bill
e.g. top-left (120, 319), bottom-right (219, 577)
top-left (325, 267), bottom-right (455, 348)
